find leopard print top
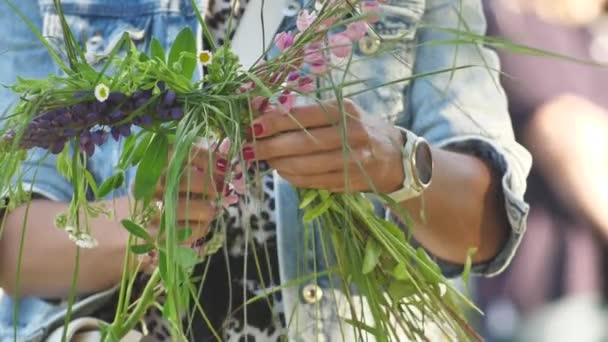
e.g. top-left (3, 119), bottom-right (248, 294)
top-left (92, 2), bottom-right (287, 340)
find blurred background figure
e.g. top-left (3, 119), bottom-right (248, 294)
top-left (477, 0), bottom-right (608, 341)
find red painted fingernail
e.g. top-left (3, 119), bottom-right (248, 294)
top-left (224, 187), bottom-right (234, 197)
top-left (235, 172), bottom-right (243, 180)
top-left (251, 123), bottom-right (264, 137)
top-left (243, 146), bottom-right (255, 161)
top-left (216, 158), bottom-right (228, 172)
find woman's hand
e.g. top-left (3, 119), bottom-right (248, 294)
top-left (151, 145), bottom-right (230, 246)
top-left (243, 99), bottom-right (405, 193)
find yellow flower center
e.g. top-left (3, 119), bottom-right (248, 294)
top-left (99, 88), bottom-right (108, 98)
top-left (199, 52), bottom-right (212, 64)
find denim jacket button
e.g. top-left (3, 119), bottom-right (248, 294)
top-left (284, 0), bottom-right (301, 17)
top-left (302, 284), bottom-right (323, 304)
top-left (359, 36), bottom-right (381, 55)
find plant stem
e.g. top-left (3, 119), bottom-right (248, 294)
top-left (111, 268), bottom-right (161, 339)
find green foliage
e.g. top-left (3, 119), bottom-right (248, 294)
top-left (97, 172), bottom-right (125, 199)
top-left (362, 239), bottom-right (382, 274)
top-left (133, 134), bottom-right (169, 200)
top-left (168, 28), bottom-right (197, 80)
top-left (121, 219), bottom-right (152, 242)
top-left (151, 38), bottom-right (166, 64)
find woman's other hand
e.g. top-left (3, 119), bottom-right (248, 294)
top-left (242, 99), bottom-right (405, 194)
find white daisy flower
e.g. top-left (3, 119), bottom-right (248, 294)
top-left (198, 50), bottom-right (213, 66)
top-left (94, 83), bottom-right (110, 102)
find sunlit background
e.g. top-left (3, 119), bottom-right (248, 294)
top-left (473, 0), bottom-right (608, 341)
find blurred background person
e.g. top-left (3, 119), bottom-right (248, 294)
top-left (477, 0), bottom-right (608, 341)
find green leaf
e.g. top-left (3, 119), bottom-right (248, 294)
top-left (461, 247), bottom-right (477, 295)
top-left (302, 197), bottom-right (332, 223)
top-left (97, 172), bottom-right (125, 199)
top-left (56, 146), bottom-right (72, 179)
top-left (362, 239), bottom-right (382, 274)
top-left (416, 248), bottom-right (442, 284)
top-left (133, 134), bottom-right (168, 200)
top-left (158, 249), bottom-right (168, 284)
top-left (121, 219), bottom-right (152, 241)
top-left (387, 280), bottom-right (417, 301)
top-left (298, 190), bottom-right (318, 209)
top-left (130, 132), bottom-right (154, 167)
top-left (130, 243), bottom-right (154, 255)
top-left (84, 170), bottom-right (99, 198)
top-left (175, 246), bottom-right (199, 269)
top-left (168, 28), bottom-right (197, 80)
top-left (391, 263), bottom-right (408, 281)
top-left (177, 228), bottom-right (192, 242)
top-left (151, 38), bottom-right (166, 64)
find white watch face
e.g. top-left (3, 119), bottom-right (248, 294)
top-left (413, 140), bottom-right (433, 187)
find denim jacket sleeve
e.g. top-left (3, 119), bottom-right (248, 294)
top-left (404, 0), bottom-right (532, 277)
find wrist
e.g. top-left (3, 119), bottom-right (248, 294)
top-left (385, 127), bottom-right (433, 202)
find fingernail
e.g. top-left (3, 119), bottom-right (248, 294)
top-left (250, 123), bottom-right (264, 137)
top-left (235, 172), bottom-right (243, 180)
top-left (194, 238), bottom-right (205, 247)
top-left (243, 146), bottom-right (255, 161)
top-left (224, 187), bottom-right (234, 197)
top-left (216, 158), bottom-right (228, 172)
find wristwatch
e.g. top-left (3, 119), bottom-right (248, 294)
top-left (386, 127), bottom-right (433, 202)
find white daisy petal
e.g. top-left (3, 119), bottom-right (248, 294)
top-left (94, 83), bottom-right (110, 103)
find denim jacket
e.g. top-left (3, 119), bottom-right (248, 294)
top-left (0, 0), bottom-right (531, 340)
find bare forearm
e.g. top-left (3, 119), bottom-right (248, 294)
top-left (395, 148), bottom-right (509, 265)
top-left (0, 197), bottom-right (130, 298)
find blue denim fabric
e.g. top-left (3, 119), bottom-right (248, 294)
top-left (0, 0), bottom-right (532, 340)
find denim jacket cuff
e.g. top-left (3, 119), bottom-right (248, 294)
top-left (433, 136), bottom-right (530, 278)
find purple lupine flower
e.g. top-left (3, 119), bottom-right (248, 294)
top-left (138, 115), bottom-right (153, 126)
top-left (71, 103), bottom-right (89, 116)
top-left (111, 126), bottom-right (121, 141)
top-left (119, 124), bottom-right (131, 137)
top-left (162, 90), bottom-right (177, 107)
top-left (109, 110), bottom-right (126, 122)
top-left (107, 92), bottom-right (127, 105)
top-left (170, 108), bottom-right (184, 120)
top-left (86, 112), bottom-right (100, 123)
top-left (63, 128), bottom-right (77, 137)
top-left (90, 130), bottom-right (108, 146)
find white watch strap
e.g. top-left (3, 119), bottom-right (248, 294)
top-left (386, 127), bottom-right (423, 202)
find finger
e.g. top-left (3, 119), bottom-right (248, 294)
top-left (245, 123), bottom-right (368, 161)
top-left (278, 169), bottom-right (374, 193)
top-left (149, 197), bottom-right (218, 226)
top-left (249, 99), bottom-right (362, 138)
top-left (268, 147), bottom-right (373, 176)
top-left (186, 145), bottom-right (230, 175)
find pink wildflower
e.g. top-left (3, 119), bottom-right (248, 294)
top-left (218, 138), bottom-right (232, 155)
top-left (274, 31), bottom-right (294, 51)
top-left (278, 90), bottom-right (297, 114)
top-left (361, 1), bottom-right (381, 23)
top-left (346, 21), bottom-right (368, 41)
top-left (297, 10), bottom-right (317, 31)
top-left (251, 96), bottom-right (270, 112)
top-left (329, 32), bottom-right (353, 58)
top-left (304, 42), bottom-right (325, 64)
top-left (297, 76), bottom-right (316, 93)
top-left (310, 61), bottom-right (328, 75)
top-left (237, 81), bottom-right (256, 94)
